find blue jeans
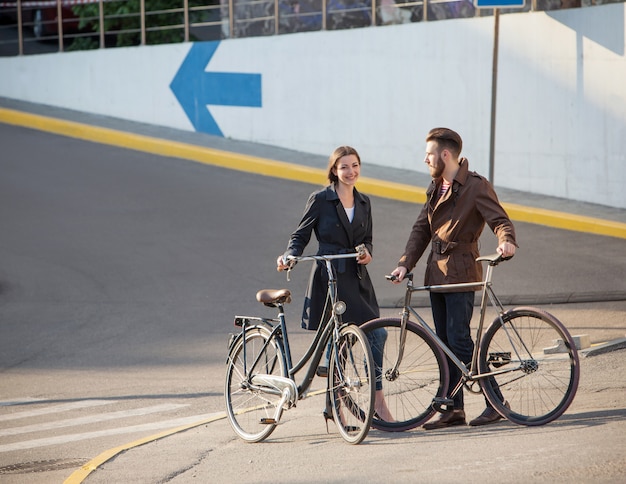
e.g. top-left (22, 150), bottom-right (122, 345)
top-left (324, 326), bottom-right (387, 391)
top-left (366, 326), bottom-right (387, 391)
top-left (430, 291), bottom-right (475, 409)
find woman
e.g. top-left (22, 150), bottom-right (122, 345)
top-left (276, 145), bottom-right (393, 423)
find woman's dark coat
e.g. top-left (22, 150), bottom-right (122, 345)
top-left (284, 185), bottom-right (379, 330)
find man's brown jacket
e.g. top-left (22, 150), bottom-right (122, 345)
top-left (398, 158), bottom-right (517, 290)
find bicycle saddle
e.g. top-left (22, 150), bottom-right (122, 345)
top-left (256, 289), bottom-right (292, 307)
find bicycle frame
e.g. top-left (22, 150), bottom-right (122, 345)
top-left (233, 252), bottom-right (361, 400)
top-left (393, 255), bottom-right (520, 399)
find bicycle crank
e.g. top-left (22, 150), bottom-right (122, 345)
top-left (250, 374), bottom-right (299, 424)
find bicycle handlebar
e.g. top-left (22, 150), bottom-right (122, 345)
top-left (385, 253), bottom-right (513, 282)
top-left (282, 244), bottom-right (366, 281)
top-left (284, 243), bottom-right (366, 265)
top-left (476, 253), bottom-right (514, 265)
top-left (287, 252), bottom-right (361, 263)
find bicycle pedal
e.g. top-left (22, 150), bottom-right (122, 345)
top-left (432, 397), bottom-right (454, 413)
top-left (488, 352), bottom-right (512, 368)
top-left (260, 418), bottom-right (277, 425)
top-left (316, 366), bottom-right (328, 378)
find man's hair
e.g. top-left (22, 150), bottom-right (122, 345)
top-left (327, 145), bottom-right (361, 183)
top-left (426, 128), bottom-right (463, 157)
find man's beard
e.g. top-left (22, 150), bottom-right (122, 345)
top-left (430, 154), bottom-right (445, 179)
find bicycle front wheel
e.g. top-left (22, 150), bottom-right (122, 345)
top-left (328, 325), bottom-right (375, 444)
top-left (225, 326), bottom-right (287, 442)
top-left (360, 317), bottom-right (449, 431)
top-left (479, 307), bottom-right (580, 426)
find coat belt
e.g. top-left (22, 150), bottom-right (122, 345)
top-left (432, 240), bottom-right (478, 255)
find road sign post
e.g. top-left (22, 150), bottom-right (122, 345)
top-left (474, 0), bottom-right (525, 184)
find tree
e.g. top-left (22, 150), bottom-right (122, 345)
top-left (69, 0), bottom-right (221, 51)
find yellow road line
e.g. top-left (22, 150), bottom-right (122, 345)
top-left (1, 107), bottom-right (625, 239)
top-left (63, 412), bottom-right (226, 484)
top-left (63, 387), bottom-right (327, 483)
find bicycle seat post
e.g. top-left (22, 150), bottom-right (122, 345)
top-left (276, 301), bottom-right (296, 372)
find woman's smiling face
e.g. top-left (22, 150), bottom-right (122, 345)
top-left (333, 154), bottom-right (360, 186)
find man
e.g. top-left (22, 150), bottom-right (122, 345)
top-left (390, 127), bottom-right (517, 428)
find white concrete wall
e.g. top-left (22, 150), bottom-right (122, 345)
top-left (1, 4), bottom-right (625, 208)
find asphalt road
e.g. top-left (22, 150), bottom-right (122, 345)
top-left (0, 119), bottom-right (625, 483)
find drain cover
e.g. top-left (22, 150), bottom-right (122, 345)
top-left (0, 458), bottom-right (88, 474)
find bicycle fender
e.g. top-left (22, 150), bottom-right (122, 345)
top-left (225, 323), bottom-right (274, 362)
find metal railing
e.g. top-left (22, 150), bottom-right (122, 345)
top-left (0, 0), bottom-right (618, 56)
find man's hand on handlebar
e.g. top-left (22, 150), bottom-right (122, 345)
top-left (389, 266), bottom-right (407, 284)
top-left (496, 241), bottom-right (516, 259)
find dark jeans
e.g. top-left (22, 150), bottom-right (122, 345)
top-left (430, 291), bottom-right (504, 409)
top-left (366, 326), bottom-right (387, 391)
top-left (323, 326), bottom-right (386, 391)
top-left (430, 291), bottom-right (475, 409)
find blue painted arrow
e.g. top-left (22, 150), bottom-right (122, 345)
top-left (170, 41), bottom-right (262, 137)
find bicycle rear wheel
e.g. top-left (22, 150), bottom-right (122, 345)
top-left (479, 307), bottom-right (580, 426)
top-left (360, 317), bottom-right (449, 431)
top-left (328, 325), bottom-right (375, 444)
top-left (225, 326), bottom-right (287, 442)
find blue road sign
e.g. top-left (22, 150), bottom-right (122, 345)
top-left (474, 0), bottom-right (525, 7)
top-left (170, 42), bottom-right (262, 137)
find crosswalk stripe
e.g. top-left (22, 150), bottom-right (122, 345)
top-left (0, 403), bottom-right (187, 437)
top-left (0, 400), bottom-right (115, 422)
top-left (0, 397), bottom-right (44, 407)
top-left (0, 413), bottom-right (218, 452)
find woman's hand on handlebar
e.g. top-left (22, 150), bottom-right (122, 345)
top-left (389, 266), bottom-right (407, 284)
top-left (276, 255), bottom-right (292, 272)
top-left (356, 246), bottom-right (372, 265)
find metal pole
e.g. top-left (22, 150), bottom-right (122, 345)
top-left (17, 0), bottom-right (23, 55)
top-left (371, 0), bottom-right (376, 26)
top-left (184, 0), bottom-right (189, 42)
top-left (99, 0), bottom-right (105, 48)
top-left (488, 8), bottom-right (500, 185)
top-left (140, 0), bottom-right (146, 45)
top-left (229, 0), bottom-right (234, 37)
top-left (57, 0), bottom-right (64, 52)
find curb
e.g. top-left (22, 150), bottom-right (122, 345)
top-left (1, 106), bottom-right (626, 240)
top-left (581, 337), bottom-right (626, 358)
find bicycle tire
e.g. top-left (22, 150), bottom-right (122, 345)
top-left (479, 307), bottom-right (580, 426)
top-left (225, 326), bottom-right (287, 442)
top-left (360, 317), bottom-right (449, 432)
top-left (328, 325), bottom-right (375, 444)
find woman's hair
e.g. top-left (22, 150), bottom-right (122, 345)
top-left (327, 145), bottom-right (361, 183)
top-left (426, 127), bottom-right (463, 157)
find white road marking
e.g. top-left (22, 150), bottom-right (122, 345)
top-left (0, 413), bottom-right (219, 452)
top-left (0, 400), bottom-right (115, 422)
top-left (0, 397), bottom-right (44, 407)
top-left (0, 403), bottom-right (187, 436)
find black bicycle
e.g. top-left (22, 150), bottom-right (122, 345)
top-left (225, 249), bottom-right (375, 444)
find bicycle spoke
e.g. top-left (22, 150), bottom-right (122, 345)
top-left (480, 308), bottom-right (579, 426)
top-left (225, 328), bottom-right (287, 442)
top-left (330, 326), bottom-right (375, 444)
top-left (360, 318), bottom-right (449, 432)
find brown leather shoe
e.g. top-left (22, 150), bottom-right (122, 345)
top-left (423, 409), bottom-right (466, 430)
top-left (469, 402), bottom-right (508, 426)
